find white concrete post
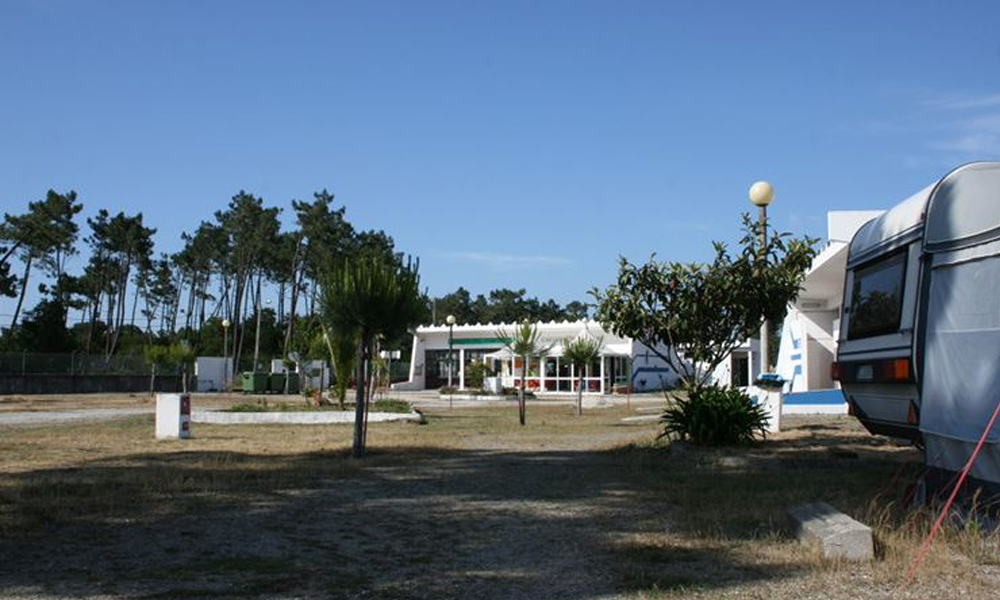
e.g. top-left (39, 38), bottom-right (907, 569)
top-left (156, 393), bottom-right (191, 439)
top-left (600, 357), bottom-right (606, 394)
top-left (458, 348), bottom-right (465, 389)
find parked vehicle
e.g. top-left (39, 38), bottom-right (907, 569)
top-left (834, 162), bottom-right (1000, 495)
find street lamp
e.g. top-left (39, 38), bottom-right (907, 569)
top-left (446, 315), bottom-right (456, 393)
top-left (222, 318), bottom-right (231, 390)
top-left (749, 180), bottom-right (774, 374)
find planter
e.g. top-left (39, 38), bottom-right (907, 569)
top-left (748, 385), bottom-right (783, 433)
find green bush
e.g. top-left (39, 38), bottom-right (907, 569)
top-left (659, 385), bottom-right (769, 446)
top-left (464, 361), bottom-right (492, 389)
top-left (371, 398), bottom-right (412, 413)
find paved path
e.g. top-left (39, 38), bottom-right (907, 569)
top-left (0, 408), bottom-right (153, 426)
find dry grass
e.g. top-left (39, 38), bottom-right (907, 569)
top-left (1, 405), bottom-right (999, 599)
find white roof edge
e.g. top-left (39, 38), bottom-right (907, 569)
top-left (415, 318), bottom-right (596, 333)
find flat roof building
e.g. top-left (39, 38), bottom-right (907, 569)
top-left (392, 320), bottom-right (680, 394)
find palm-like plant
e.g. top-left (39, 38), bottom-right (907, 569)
top-left (320, 256), bottom-right (423, 457)
top-left (497, 321), bottom-right (553, 425)
top-left (322, 323), bottom-right (358, 410)
top-left (561, 335), bottom-right (603, 416)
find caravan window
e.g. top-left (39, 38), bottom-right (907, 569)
top-left (848, 252), bottom-right (907, 339)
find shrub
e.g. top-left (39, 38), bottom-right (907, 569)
top-left (371, 398), bottom-right (412, 413)
top-left (464, 361), bottom-right (492, 389)
top-left (659, 385), bottom-right (769, 446)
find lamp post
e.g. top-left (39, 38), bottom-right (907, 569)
top-left (446, 314), bottom-right (456, 390)
top-left (749, 180), bottom-right (775, 374)
top-left (222, 318), bottom-right (231, 390)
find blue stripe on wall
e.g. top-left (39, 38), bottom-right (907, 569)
top-left (784, 389), bottom-right (846, 405)
top-left (631, 367), bottom-right (674, 385)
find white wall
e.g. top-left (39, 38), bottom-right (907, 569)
top-left (195, 357), bottom-right (232, 392)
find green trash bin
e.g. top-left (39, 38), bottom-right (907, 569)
top-left (241, 372), bottom-right (268, 393)
top-left (268, 373), bottom-right (286, 393)
top-left (286, 373), bottom-right (300, 394)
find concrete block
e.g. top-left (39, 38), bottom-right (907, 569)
top-left (788, 502), bottom-right (873, 561)
top-left (156, 393), bottom-right (191, 439)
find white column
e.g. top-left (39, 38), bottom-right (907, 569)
top-left (459, 348), bottom-right (466, 389)
top-left (600, 357), bottom-right (606, 394)
top-left (540, 356), bottom-right (546, 392)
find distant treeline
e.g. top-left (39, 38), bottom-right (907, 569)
top-left (0, 189), bottom-right (585, 361)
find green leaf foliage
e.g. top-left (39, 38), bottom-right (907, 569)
top-left (660, 385), bottom-right (770, 446)
top-left (319, 254), bottom-right (423, 456)
top-left (592, 213), bottom-right (817, 388)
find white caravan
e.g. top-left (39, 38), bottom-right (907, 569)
top-left (833, 162), bottom-right (1000, 496)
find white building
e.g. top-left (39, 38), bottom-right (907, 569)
top-left (774, 210), bottom-right (884, 413)
top-left (711, 338), bottom-right (762, 388)
top-left (392, 320), bottom-right (680, 393)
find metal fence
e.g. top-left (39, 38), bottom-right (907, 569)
top-left (0, 352), bottom-right (184, 376)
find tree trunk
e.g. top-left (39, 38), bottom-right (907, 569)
top-left (283, 239), bottom-right (303, 356)
top-left (577, 370), bottom-right (584, 416)
top-left (130, 279), bottom-right (140, 327)
top-left (352, 338), bottom-right (368, 458)
top-left (363, 339), bottom-right (378, 448)
top-left (278, 280), bottom-right (285, 326)
top-left (198, 273), bottom-right (208, 328)
top-left (10, 255), bottom-right (32, 328)
top-left (253, 272), bottom-right (262, 371)
top-left (519, 354), bottom-right (527, 426)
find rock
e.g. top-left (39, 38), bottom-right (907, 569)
top-left (788, 502), bottom-right (873, 561)
top-left (715, 456), bottom-right (750, 469)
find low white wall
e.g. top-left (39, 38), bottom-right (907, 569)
top-left (192, 409), bottom-right (421, 424)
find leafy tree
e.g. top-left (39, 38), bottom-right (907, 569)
top-left (562, 335), bottom-right (603, 416)
top-left (496, 321), bottom-right (553, 426)
top-left (84, 210), bottom-right (156, 357)
top-left (319, 255), bottom-right (423, 457)
top-left (214, 191), bottom-right (281, 377)
top-left (429, 287), bottom-right (589, 326)
top-left (592, 214), bottom-right (816, 390)
top-left (2, 190), bottom-right (83, 327)
top-left (564, 300), bottom-right (590, 320)
top-left (287, 191), bottom-right (355, 353)
top-left (15, 298), bottom-right (74, 353)
top-left (433, 287), bottom-right (476, 325)
top-left (0, 243), bottom-right (18, 298)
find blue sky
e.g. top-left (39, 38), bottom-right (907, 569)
top-left (2, 0), bottom-right (1000, 320)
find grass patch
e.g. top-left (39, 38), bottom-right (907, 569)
top-left (224, 398), bottom-right (412, 413)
